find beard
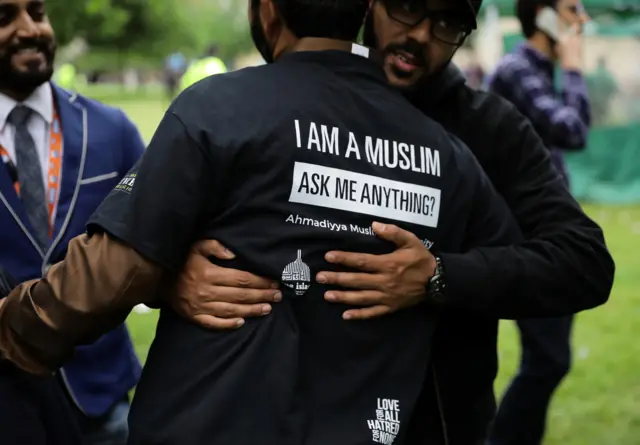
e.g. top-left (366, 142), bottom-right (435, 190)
top-left (362, 10), bottom-right (455, 95)
top-left (0, 37), bottom-right (56, 95)
top-left (250, 0), bottom-right (274, 64)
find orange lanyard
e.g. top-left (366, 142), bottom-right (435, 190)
top-left (0, 107), bottom-right (63, 237)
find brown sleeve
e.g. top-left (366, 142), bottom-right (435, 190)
top-left (0, 232), bottom-right (168, 375)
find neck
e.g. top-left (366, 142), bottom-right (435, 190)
top-left (292, 37), bottom-right (357, 53)
top-left (0, 87), bottom-right (35, 102)
top-left (274, 37), bottom-right (366, 60)
top-left (528, 33), bottom-right (556, 62)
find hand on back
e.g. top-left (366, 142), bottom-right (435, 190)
top-left (175, 223), bottom-right (436, 329)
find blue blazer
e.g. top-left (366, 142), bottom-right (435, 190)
top-left (0, 84), bottom-right (144, 417)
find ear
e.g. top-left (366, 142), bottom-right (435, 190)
top-left (260, 0), bottom-right (281, 39)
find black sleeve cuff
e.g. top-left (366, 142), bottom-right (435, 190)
top-left (438, 251), bottom-right (493, 311)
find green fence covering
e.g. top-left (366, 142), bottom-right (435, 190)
top-left (566, 125), bottom-right (640, 204)
top-left (481, 0), bottom-right (640, 16)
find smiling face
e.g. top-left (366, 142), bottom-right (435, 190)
top-left (364, 0), bottom-right (475, 92)
top-left (0, 0), bottom-right (56, 97)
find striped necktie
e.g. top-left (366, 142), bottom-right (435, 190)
top-left (8, 105), bottom-right (49, 249)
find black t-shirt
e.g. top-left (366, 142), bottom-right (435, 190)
top-left (88, 50), bottom-right (515, 445)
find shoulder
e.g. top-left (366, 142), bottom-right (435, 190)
top-left (493, 51), bottom-right (534, 80)
top-left (449, 82), bottom-right (531, 143)
top-left (169, 65), bottom-right (291, 143)
top-left (52, 84), bottom-right (134, 131)
top-left (440, 82), bottom-right (542, 179)
top-left (178, 65), bottom-right (276, 101)
top-left (465, 87), bottom-right (523, 126)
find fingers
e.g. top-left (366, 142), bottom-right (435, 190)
top-left (342, 305), bottom-right (391, 320)
top-left (203, 265), bottom-right (277, 290)
top-left (316, 271), bottom-right (382, 289)
top-left (208, 286), bottom-right (282, 304)
top-left (192, 239), bottom-right (235, 260)
top-left (324, 290), bottom-right (386, 306)
top-left (192, 314), bottom-right (245, 330)
top-left (372, 222), bottom-right (419, 247)
top-left (200, 301), bottom-right (272, 319)
top-left (181, 301), bottom-right (273, 330)
top-left (324, 251), bottom-right (382, 272)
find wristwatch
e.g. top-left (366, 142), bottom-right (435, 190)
top-left (426, 256), bottom-right (446, 305)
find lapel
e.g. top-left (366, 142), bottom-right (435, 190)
top-left (0, 83), bottom-right (86, 259)
top-left (0, 161), bottom-right (46, 256)
top-left (43, 84), bottom-right (87, 263)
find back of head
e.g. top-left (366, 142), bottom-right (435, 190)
top-left (206, 44), bottom-right (220, 58)
top-left (274, 0), bottom-right (369, 40)
top-left (516, 0), bottom-right (557, 38)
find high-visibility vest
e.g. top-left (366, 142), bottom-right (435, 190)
top-left (179, 57), bottom-right (227, 91)
top-left (55, 63), bottom-right (77, 90)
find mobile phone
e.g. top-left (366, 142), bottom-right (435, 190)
top-left (536, 7), bottom-right (579, 41)
top-left (536, 7), bottom-right (561, 40)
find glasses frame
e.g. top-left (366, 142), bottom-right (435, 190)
top-left (383, 2), bottom-right (475, 46)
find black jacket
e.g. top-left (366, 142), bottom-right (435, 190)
top-left (406, 65), bottom-right (615, 444)
top-left (422, 64), bottom-right (613, 318)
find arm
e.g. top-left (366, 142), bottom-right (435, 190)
top-left (0, 234), bottom-right (163, 375)
top-left (170, 240), bottom-right (281, 330)
top-left (0, 105), bottom-right (220, 374)
top-left (439, 102), bottom-right (613, 318)
top-left (305, 94), bottom-right (612, 320)
top-left (494, 59), bottom-right (590, 149)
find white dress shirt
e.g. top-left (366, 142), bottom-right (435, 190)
top-left (0, 83), bottom-right (54, 187)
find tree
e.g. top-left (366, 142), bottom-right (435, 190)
top-left (189, 0), bottom-right (253, 60)
top-left (49, 0), bottom-right (196, 61)
top-left (48, 0), bottom-right (255, 69)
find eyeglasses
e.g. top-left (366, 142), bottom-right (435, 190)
top-left (382, 0), bottom-right (475, 46)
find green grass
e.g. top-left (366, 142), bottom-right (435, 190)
top-left (97, 90), bottom-right (639, 445)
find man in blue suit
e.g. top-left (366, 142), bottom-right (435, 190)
top-left (0, 0), bottom-right (142, 443)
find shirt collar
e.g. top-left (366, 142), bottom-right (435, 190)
top-left (0, 82), bottom-right (53, 132)
top-left (278, 50), bottom-right (388, 84)
top-left (518, 43), bottom-right (554, 77)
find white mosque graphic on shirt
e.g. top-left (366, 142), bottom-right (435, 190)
top-left (281, 250), bottom-right (311, 296)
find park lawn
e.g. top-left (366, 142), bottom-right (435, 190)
top-left (113, 95), bottom-right (639, 445)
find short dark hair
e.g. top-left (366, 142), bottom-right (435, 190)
top-left (206, 44), bottom-right (219, 57)
top-left (276, 0), bottom-right (369, 40)
top-left (516, 0), bottom-right (557, 38)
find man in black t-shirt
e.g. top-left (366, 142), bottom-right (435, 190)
top-left (0, 1), bottom-right (519, 444)
top-left (168, 1), bottom-right (612, 444)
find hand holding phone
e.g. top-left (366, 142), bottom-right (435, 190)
top-left (557, 24), bottom-right (583, 70)
top-left (536, 7), bottom-right (582, 70)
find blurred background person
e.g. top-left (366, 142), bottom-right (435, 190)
top-left (163, 51), bottom-right (187, 101)
top-left (586, 56), bottom-right (619, 126)
top-left (53, 62), bottom-right (77, 90)
top-left (179, 43), bottom-right (227, 92)
top-left (486, 1), bottom-right (591, 445)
